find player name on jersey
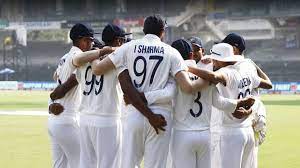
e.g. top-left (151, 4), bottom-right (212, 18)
top-left (238, 77), bottom-right (252, 89)
top-left (134, 45), bottom-right (164, 54)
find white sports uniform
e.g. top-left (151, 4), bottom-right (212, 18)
top-left (235, 58), bottom-right (265, 168)
top-left (48, 46), bottom-right (81, 168)
top-left (235, 58), bottom-right (259, 96)
top-left (109, 34), bottom-right (187, 168)
top-left (171, 60), bottom-right (237, 168)
top-left (75, 59), bottom-right (124, 168)
top-left (216, 64), bottom-right (262, 168)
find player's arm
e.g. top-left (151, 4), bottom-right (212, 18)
top-left (118, 70), bottom-right (167, 134)
top-left (72, 47), bottom-right (115, 67)
top-left (53, 71), bottom-right (58, 81)
top-left (254, 64), bottom-right (272, 89)
top-left (50, 74), bottom-right (78, 101)
top-left (93, 43), bottom-right (128, 75)
top-left (249, 59), bottom-right (272, 89)
top-left (140, 77), bottom-right (177, 105)
top-left (188, 66), bottom-right (227, 86)
top-left (212, 87), bottom-right (255, 119)
top-left (124, 77), bottom-right (177, 105)
top-left (174, 71), bottom-right (209, 94)
top-left (91, 56), bottom-right (116, 75)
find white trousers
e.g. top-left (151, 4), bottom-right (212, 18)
top-left (220, 127), bottom-right (255, 168)
top-left (171, 129), bottom-right (211, 168)
top-left (121, 109), bottom-right (172, 168)
top-left (48, 120), bottom-right (80, 168)
top-left (79, 122), bottom-right (121, 168)
top-left (253, 146), bottom-right (258, 168)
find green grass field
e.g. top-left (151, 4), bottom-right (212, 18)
top-left (0, 91), bottom-right (299, 168)
top-left (0, 90), bottom-right (49, 110)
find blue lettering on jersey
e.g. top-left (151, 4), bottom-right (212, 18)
top-left (135, 45), bottom-right (164, 54)
top-left (238, 77), bottom-right (251, 89)
top-left (59, 58), bottom-right (65, 66)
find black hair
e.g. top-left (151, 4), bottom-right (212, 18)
top-left (72, 38), bottom-right (81, 47)
top-left (143, 15), bottom-right (166, 36)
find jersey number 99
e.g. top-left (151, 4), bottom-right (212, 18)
top-left (83, 65), bottom-right (104, 96)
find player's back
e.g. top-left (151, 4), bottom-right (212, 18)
top-left (55, 46), bottom-right (81, 116)
top-left (110, 34), bottom-right (186, 113)
top-left (235, 58), bottom-right (260, 96)
top-left (76, 60), bottom-right (122, 126)
top-left (174, 61), bottom-right (214, 130)
top-left (217, 64), bottom-right (261, 127)
top-left (124, 34), bottom-right (184, 93)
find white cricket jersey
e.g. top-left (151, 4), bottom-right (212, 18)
top-left (197, 61), bottom-right (213, 70)
top-left (216, 64), bottom-right (261, 127)
top-left (235, 58), bottom-right (260, 96)
top-left (53, 46), bottom-right (81, 117)
top-left (76, 60), bottom-right (124, 127)
top-left (174, 61), bottom-right (237, 131)
top-left (109, 34), bottom-right (187, 113)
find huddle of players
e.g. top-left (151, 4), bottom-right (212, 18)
top-left (48, 14), bottom-right (272, 168)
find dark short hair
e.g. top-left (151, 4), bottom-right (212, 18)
top-left (171, 39), bottom-right (192, 60)
top-left (102, 24), bottom-right (131, 44)
top-left (143, 15), bottom-right (167, 36)
top-left (222, 33), bottom-right (246, 54)
top-left (70, 23), bottom-right (94, 41)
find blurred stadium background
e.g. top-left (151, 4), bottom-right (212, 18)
top-left (0, 1), bottom-right (300, 168)
top-left (0, 0), bottom-right (299, 91)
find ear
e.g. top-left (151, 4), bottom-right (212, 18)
top-left (188, 52), bottom-right (194, 60)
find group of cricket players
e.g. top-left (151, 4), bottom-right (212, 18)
top-left (47, 14), bottom-right (272, 168)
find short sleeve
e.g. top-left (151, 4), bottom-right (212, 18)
top-left (109, 43), bottom-right (128, 70)
top-left (250, 72), bottom-right (261, 89)
top-left (75, 67), bottom-right (82, 82)
top-left (116, 65), bottom-right (127, 76)
top-left (217, 67), bottom-right (234, 88)
top-left (170, 50), bottom-right (188, 77)
top-left (212, 86), bottom-right (237, 112)
top-left (69, 50), bottom-right (82, 70)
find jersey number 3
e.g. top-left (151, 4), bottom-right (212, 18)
top-left (190, 92), bottom-right (203, 118)
top-left (133, 55), bottom-right (163, 88)
top-left (83, 65), bottom-right (104, 96)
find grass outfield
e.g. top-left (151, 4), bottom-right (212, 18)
top-left (0, 116), bottom-right (51, 168)
top-left (0, 90), bottom-right (49, 111)
top-left (0, 91), bottom-right (299, 168)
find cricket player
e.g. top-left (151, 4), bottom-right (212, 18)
top-left (47, 23), bottom-right (95, 168)
top-left (222, 33), bottom-right (270, 168)
top-left (91, 15), bottom-right (207, 168)
top-left (189, 43), bottom-right (272, 168)
top-left (71, 24), bottom-right (130, 168)
top-left (171, 39), bottom-right (255, 168)
top-left (49, 23), bottom-right (167, 168)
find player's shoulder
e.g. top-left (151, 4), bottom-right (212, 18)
top-left (217, 65), bottom-right (238, 78)
top-left (162, 42), bottom-right (176, 52)
top-left (121, 39), bottom-right (139, 51)
top-left (162, 43), bottom-right (182, 58)
top-left (236, 59), bottom-right (256, 74)
top-left (197, 61), bottom-right (213, 71)
top-left (69, 46), bottom-right (83, 56)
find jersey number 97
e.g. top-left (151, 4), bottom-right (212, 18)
top-left (133, 55), bottom-right (163, 88)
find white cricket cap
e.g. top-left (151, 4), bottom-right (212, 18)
top-left (203, 43), bottom-right (244, 62)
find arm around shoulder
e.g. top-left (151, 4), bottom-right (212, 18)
top-left (91, 56), bottom-right (116, 75)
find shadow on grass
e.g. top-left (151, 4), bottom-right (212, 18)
top-left (262, 100), bottom-right (300, 106)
